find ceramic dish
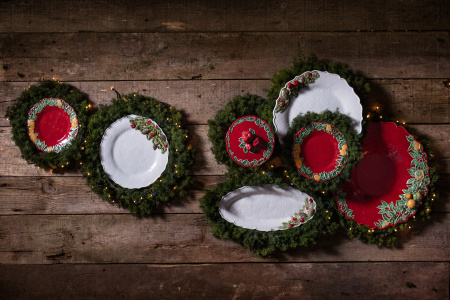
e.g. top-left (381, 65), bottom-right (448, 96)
top-left (292, 122), bottom-right (348, 181)
top-left (100, 115), bottom-right (169, 189)
top-left (335, 122), bottom-right (430, 229)
top-left (27, 98), bottom-right (78, 153)
top-left (219, 185), bottom-right (316, 231)
top-left (273, 71), bottom-right (362, 144)
top-left (225, 116), bottom-right (275, 167)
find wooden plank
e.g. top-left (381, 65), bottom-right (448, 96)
top-left (366, 79), bottom-right (450, 125)
top-left (0, 32), bottom-right (449, 81)
top-left (0, 0), bottom-right (448, 33)
top-left (1, 124), bottom-right (449, 176)
top-left (0, 174), bottom-right (447, 215)
top-left (0, 214), bottom-right (448, 264)
top-left (0, 125), bottom-right (228, 176)
top-left (0, 175), bottom-right (225, 215)
top-left (0, 262), bottom-right (448, 300)
top-left (1, 79), bottom-right (449, 126)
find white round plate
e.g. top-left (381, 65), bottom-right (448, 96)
top-left (100, 115), bottom-right (169, 189)
top-left (273, 71), bottom-right (362, 144)
top-left (219, 185), bottom-right (315, 231)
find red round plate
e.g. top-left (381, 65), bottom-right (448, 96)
top-left (335, 122), bottom-right (431, 229)
top-left (27, 98), bottom-right (78, 153)
top-left (225, 116), bottom-right (275, 167)
top-left (292, 122), bottom-right (348, 181)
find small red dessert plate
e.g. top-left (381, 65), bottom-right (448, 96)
top-left (27, 98), bottom-right (78, 153)
top-left (225, 116), bottom-right (275, 167)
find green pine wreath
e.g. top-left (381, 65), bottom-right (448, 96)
top-left (282, 110), bottom-right (362, 192)
top-left (208, 93), bottom-right (278, 173)
top-left (5, 80), bottom-right (92, 171)
top-left (200, 170), bottom-right (340, 256)
top-left (81, 94), bottom-right (195, 216)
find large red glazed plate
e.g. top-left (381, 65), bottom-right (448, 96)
top-left (292, 122), bottom-right (348, 181)
top-left (335, 122), bottom-right (430, 229)
top-left (225, 116), bottom-right (275, 167)
top-left (27, 98), bottom-right (78, 153)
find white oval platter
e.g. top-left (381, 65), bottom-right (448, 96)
top-left (219, 185), bottom-right (316, 231)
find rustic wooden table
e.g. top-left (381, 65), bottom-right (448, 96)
top-left (0, 1), bottom-right (449, 299)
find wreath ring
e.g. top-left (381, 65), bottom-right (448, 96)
top-left (207, 93), bottom-right (278, 174)
top-left (81, 93), bottom-right (195, 216)
top-left (282, 110), bottom-right (362, 193)
top-left (199, 172), bottom-right (340, 256)
top-left (5, 80), bottom-right (92, 171)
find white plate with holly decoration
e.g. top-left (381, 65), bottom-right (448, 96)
top-left (273, 71), bottom-right (363, 144)
top-left (219, 185), bottom-right (316, 231)
top-left (100, 114), bottom-right (169, 189)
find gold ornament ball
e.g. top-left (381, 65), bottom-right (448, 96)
top-left (407, 199), bottom-right (416, 209)
top-left (405, 193), bottom-right (412, 200)
top-left (415, 192), bottom-right (423, 200)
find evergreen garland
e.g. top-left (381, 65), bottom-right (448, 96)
top-left (81, 94), bottom-right (195, 216)
top-left (202, 53), bottom-right (439, 252)
top-left (208, 93), bottom-right (278, 173)
top-left (200, 170), bottom-right (340, 256)
top-left (282, 110), bottom-right (362, 192)
top-left (5, 80), bottom-right (92, 171)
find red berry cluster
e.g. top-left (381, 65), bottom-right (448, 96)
top-left (276, 72), bottom-right (314, 107)
top-left (242, 130), bottom-right (263, 152)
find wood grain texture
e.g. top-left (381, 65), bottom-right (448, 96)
top-left (1, 79), bottom-right (449, 126)
top-left (0, 0), bottom-right (448, 33)
top-left (0, 125), bottom-right (228, 176)
top-left (1, 32), bottom-right (449, 81)
top-left (0, 214), bottom-right (448, 264)
top-left (0, 263), bottom-right (448, 300)
top-left (0, 175), bottom-right (225, 215)
top-left (1, 124), bottom-right (449, 176)
top-left (0, 174), bottom-right (447, 215)
top-left (0, 0), bottom-right (448, 297)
